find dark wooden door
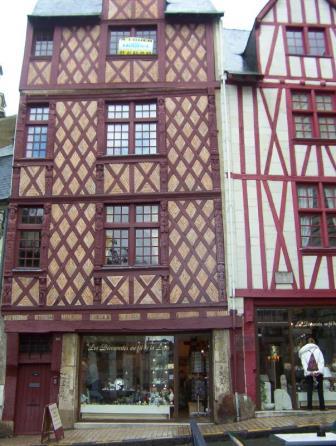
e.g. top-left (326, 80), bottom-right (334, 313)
top-left (14, 364), bottom-right (50, 434)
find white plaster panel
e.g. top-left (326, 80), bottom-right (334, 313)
top-left (228, 88), bottom-right (241, 174)
top-left (294, 145), bottom-right (319, 176)
top-left (243, 87), bottom-right (257, 175)
top-left (269, 31), bottom-right (287, 76)
top-left (302, 256), bottom-right (317, 289)
top-left (305, 0), bottom-right (317, 23)
top-left (267, 181), bottom-right (283, 218)
top-left (289, 0), bottom-right (303, 23)
top-left (247, 181), bottom-right (263, 288)
top-left (270, 90), bottom-right (290, 175)
top-left (321, 145), bottom-right (336, 176)
top-left (319, 59), bottom-right (333, 80)
top-left (282, 185), bottom-right (299, 284)
top-left (233, 181), bottom-right (247, 289)
top-left (260, 185), bottom-right (277, 287)
top-left (319, 1), bottom-right (333, 24)
top-left (314, 257), bottom-right (329, 289)
top-left (263, 7), bottom-right (274, 23)
top-left (275, 0), bottom-right (288, 22)
top-left (259, 25), bottom-right (276, 73)
top-left (304, 58), bottom-right (318, 78)
top-left (289, 57), bottom-right (302, 77)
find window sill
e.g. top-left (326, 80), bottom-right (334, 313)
top-left (286, 53), bottom-right (332, 59)
top-left (12, 268), bottom-right (43, 275)
top-left (300, 248), bottom-right (336, 255)
top-left (97, 153), bottom-right (164, 162)
top-left (107, 54), bottom-right (157, 61)
top-left (97, 265), bottom-right (168, 274)
top-left (293, 137), bottom-right (336, 144)
top-left (30, 56), bottom-right (52, 61)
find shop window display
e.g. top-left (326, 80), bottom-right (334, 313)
top-left (80, 335), bottom-right (174, 419)
top-left (257, 307), bottom-right (336, 410)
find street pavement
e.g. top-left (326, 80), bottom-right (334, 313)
top-left (1, 410), bottom-right (336, 445)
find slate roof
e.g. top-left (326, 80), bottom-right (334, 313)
top-left (223, 28), bottom-right (260, 76)
top-left (165, 0), bottom-right (223, 15)
top-left (30, 0), bottom-right (222, 17)
top-left (30, 0), bottom-right (102, 17)
top-left (0, 146), bottom-right (13, 201)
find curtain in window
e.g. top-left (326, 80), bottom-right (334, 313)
top-left (300, 216), bottom-right (312, 247)
top-left (298, 185), bottom-right (316, 208)
top-left (324, 187), bottom-right (336, 209)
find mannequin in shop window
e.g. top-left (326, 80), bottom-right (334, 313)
top-left (299, 336), bottom-right (325, 411)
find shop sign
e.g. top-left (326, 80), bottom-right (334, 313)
top-left (87, 341), bottom-right (170, 353)
top-left (118, 37), bottom-right (154, 55)
top-left (294, 320), bottom-right (336, 328)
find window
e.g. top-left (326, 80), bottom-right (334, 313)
top-left (109, 27), bottom-right (157, 55)
top-left (297, 184), bottom-right (336, 248)
top-left (106, 102), bottom-right (157, 155)
top-left (286, 27), bottom-right (328, 56)
top-left (25, 105), bottom-right (49, 158)
top-left (33, 29), bottom-right (53, 57)
top-left (17, 207), bottom-right (44, 268)
top-left (105, 204), bottom-right (159, 266)
top-left (291, 91), bottom-right (336, 139)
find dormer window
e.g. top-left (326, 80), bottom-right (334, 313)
top-left (109, 27), bottom-right (157, 56)
top-left (33, 29), bottom-right (54, 57)
top-left (286, 27), bottom-right (328, 57)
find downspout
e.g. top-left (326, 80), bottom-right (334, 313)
top-left (220, 67), bottom-right (240, 420)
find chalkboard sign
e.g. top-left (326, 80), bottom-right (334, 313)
top-left (41, 403), bottom-right (64, 443)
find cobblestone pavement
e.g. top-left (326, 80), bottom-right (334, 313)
top-left (1, 410), bottom-right (336, 446)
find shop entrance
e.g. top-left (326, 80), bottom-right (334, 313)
top-left (14, 364), bottom-right (50, 434)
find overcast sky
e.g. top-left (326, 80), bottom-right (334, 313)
top-left (0, 0), bottom-right (268, 116)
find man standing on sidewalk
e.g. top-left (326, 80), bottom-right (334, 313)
top-left (299, 336), bottom-right (325, 411)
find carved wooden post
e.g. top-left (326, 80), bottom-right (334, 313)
top-left (214, 199), bottom-right (226, 301)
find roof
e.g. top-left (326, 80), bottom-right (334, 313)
top-left (165, 0), bottom-right (223, 16)
top-left (0, 116), bottom-right (16, 149)
top-left (222, 28), bottom-right (259, 75)
top-left (0, 145), bottom-right (13, 201)
top-left (30, 0), bottom-right (102, 18)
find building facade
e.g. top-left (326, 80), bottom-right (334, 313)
top-left (0, 0), bottom-right (237, 434)
top-left (222, 0), bottom-right (336, 410)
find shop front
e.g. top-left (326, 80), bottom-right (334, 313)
top-left (79, 333), bottom-right (211, 421)
top-left (257, 307), bottom-right (336, 410)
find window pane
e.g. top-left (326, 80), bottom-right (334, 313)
top-left (292, 93), bottom-right (310, 110)
top-left (18, 231), bottom-right (41, 268)
top-left (324, 186), bottom-right (336, 209)
top-left (108, 104), bottom-right (129, 119)
top-left (105, 229), bottom-right (128, 265)
top-left (29, 106), bottom-right (49, 121)
top-left (26, 126), bottom-right (47, 158)
top-left (21, 207), bottom-right (44, 224)
top-left (308, 30), bottom-right (326, 56)
top-left (135, 29), bottom-right (157, 54)
top-left (327, 215), bottom-right (336, 247)
top-left (107, 124), bottom-right (129, 155)
top-left (109, 30), bottom-right (131, 55)
top-left (106, 206), bottom-right (129, 223)
top-left (34, 30), bottom-right (53, 56)
top-left (135, 123), bottom-right (157, 155)
top-left (294, 115), bottom-right (313, 138)
top-left (286, 30), bottom-right (304, 55)
top-left (135, 229), bottom-right (159, 265)
top-left (315, 95), bottom-right (333, 112)
top-left (135, 102), bottom-right (157, 119)
top-left (300, 215), bottom-right (321, 247)
top-left (135, 205), bottom-right (159, 223)
top-left (297, 185), bottom-right (318, 209)
top-left (318, 116), bottom-right (336, 139)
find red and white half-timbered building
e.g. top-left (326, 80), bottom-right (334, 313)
top-left (0, 0), bottom-right (236, 434)
top-left (222, 0), bottom-right (336, 410)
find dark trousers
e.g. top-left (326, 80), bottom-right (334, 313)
top-left (305, 374), bottom-right (325, 410)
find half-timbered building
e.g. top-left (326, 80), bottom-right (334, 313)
top-left (222, 0), bottom-right (336, 411)
top-left (0, 0), bottom-right (233, 434)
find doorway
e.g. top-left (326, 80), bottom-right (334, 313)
top-left (14, 364), bottom-right (50, 434)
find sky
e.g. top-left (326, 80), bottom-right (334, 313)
top-left (0, 0), bottom-right (268, 116)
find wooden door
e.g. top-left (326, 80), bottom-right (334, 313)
top-left (14, 364), bottom-right (50, 434)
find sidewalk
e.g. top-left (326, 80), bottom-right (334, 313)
top-left (1, 410), bottom-right (336, 446)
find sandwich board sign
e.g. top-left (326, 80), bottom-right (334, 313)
top-left (41, 403), bottom-right (64, 442)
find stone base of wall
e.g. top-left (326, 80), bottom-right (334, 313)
top-left (0, 421), bottom-right (13, 438)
